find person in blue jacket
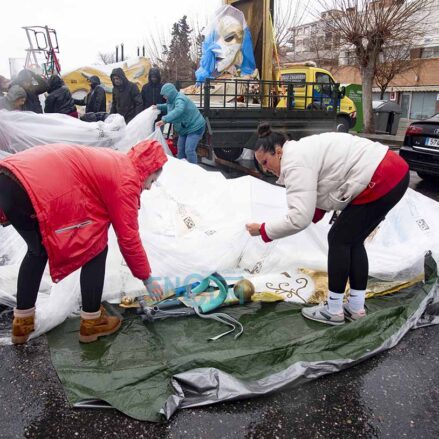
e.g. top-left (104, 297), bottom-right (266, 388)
top-left (155, 83), bottom-right (205, 164)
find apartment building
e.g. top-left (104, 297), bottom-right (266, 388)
top-left (286, 0), bottom-right (439, 120)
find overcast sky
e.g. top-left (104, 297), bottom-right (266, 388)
top-left (0, 0), bottom-right (223, 77)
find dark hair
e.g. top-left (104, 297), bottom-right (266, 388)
top-left (255, 123), bottom-right (288, 154)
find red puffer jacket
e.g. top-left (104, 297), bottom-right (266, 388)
top-left (0, 140), bottom-right (167, 283)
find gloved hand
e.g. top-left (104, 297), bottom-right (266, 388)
top-left (143, 277), bottom-right (164, 302)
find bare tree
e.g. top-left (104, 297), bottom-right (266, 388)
top-left (144, 27), bottom-right (169, 67)
top-left (305, 32), bottom-right (342, 73)
top-left (188, 16), bottom-right (207, 67)
top-left (142, 27), bottom-right (172, 81)
top-left (316, 0), bottom-right (431, 133)
top-left (275, 0), bottom-right (312, 62)
top-left (97, 52), bottom-right (116, 65)
top-left (374, 43), bottom-right (420, 99)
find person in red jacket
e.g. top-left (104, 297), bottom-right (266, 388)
top-left (0, 140), bottom-right (167, 344)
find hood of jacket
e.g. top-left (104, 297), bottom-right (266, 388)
top-left (16, 69), bottom-right (33, 86)
top-left (160, 83), bottom-right (178, 104)
top-left (148, 67), bottom-right (161, 84)
top-left (48, 75), bottom-right (64, 93)
top-left (6, 85), bottom-right (26, 102)
top-left (110, 68), bottom-right (128, 88)
top-left (127, 139), bottom-right (168, 182)
top-left (89, 75), bottom-right (101, 89)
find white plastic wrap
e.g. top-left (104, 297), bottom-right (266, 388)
top-left (1, 155), bottom-right (438, 337)
top-left (0, 108), bottom-right (161, 152)
top-left (1, 110), bottom-right (439, 336)
top-left (116, 108), bottom-right (162, 152)
top-left (0, 110), bottom-right (125, 152)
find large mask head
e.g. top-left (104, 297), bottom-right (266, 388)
top-left (195, 5), bottom-right (256, 83)
top-left (214, 15), bottom-right (244, 73)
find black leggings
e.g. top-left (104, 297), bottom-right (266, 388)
top-left (0, 173), bottom-right (107, 312)
top-left (327, 172), bottom-right (410, 294)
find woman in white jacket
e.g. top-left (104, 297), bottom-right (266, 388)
top-left (246, 123), bottom-right (410, 325)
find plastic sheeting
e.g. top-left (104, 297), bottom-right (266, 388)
top-left (1, 138), bottom-right (439, 336)
top-left (46, 255), bottom-right (438, 422)
top-left (0, 107), bottom-right (160, 153)
top-left (195, 5), bottom-right (257, 82)
top-left (1, 106), bottom-right (439, 336)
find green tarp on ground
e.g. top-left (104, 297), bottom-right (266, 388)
top-left (47, 258), bottom-right (438, 423)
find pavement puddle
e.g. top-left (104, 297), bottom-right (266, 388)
top-left (0, 331), bottom-right (12, 346)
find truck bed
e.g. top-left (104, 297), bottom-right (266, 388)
top-left (179, 78), bottom-right (339, 160)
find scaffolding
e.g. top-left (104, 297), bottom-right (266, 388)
top-left (22, 26), bottom-right (61, 76)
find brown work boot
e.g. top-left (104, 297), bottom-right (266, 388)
top-left (79, 305), bottom-right (122, 343)
top-left (12, 307), bottom-right (35, 345)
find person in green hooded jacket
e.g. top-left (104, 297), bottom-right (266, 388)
top-left (155, 83), bottom-right (205, 164)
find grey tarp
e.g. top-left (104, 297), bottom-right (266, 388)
top-left (47, 255), bottom-right (439, 422)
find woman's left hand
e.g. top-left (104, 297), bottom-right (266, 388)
top-left (156, 120), bottom-right (165, 128)
top-left (246, 223), bottom-right (261, 236)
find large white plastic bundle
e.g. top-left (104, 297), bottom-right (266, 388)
top-left (0, 107), bottom-right (161, 153)
top-left (1, 150), bottom-right (438, 337)
top-left (1, 107), bottom-right (439, 336)
top-left (116, 108), bottom-right (162, 152)
top-left (0, 110), bottom-right (125, 152)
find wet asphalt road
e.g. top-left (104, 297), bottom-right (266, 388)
top-left (0, 171), bottom-right (438, 439)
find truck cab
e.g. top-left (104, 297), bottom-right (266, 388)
top-left (276, 63), bottom-right (357, 132)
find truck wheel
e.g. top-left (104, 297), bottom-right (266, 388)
top-left (254, 156), bottom-right (273, 176)
top-left (417, 172), bottom-right (438, 182)
top-left (214, 148), bottom-right (244, 162)
top-left (336, 115), bottom-right (350, 133)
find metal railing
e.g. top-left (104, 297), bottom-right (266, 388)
top-left (177, 79), bottom-right (341, 113)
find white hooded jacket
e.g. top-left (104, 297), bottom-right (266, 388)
top-left (265, 132), bottom-right (388, 240)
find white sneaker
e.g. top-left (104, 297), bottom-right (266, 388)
top-left (343, 303), bottom-right (367, 321)
top-left (301, 304), bottom-right (345, 326)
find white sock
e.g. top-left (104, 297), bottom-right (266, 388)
top-left (348, 289), bottom-right (366, 312)
top-left (80, 309), bottom-right (101, 320)
top-left (327, 291), bottom-right (343, 314)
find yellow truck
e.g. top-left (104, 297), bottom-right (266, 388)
top-left (277, 63), bottom-right (357, 132)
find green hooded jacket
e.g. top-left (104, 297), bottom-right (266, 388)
top-left (157, 83), bottom-right (205, 136)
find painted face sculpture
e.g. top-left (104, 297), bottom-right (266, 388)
top-left (195, 5), bottom-right (256, 83)
top-left (214, 15), bottom-right (244, 73)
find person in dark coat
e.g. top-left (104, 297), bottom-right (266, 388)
top-left (141, 67), bottom-right (165, 110)
top-left (44, 75), bottom-right (78, 117)
top-left (14, 70), bottom-right (48, 113)
top-left (110, 68), bottom-right (143, 123)
top-left (0, 85), bottom-right (26, 111)
top-left (74, 75), bottom-right (107, 113)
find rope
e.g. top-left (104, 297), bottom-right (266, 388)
top-left (194, 307), bottom-right (244, 341)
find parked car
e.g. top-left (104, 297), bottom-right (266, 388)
top-left (399, 114), bottom-right (439, 181)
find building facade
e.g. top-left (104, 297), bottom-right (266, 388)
top-left (286, 0), bottom-right (439, 120)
